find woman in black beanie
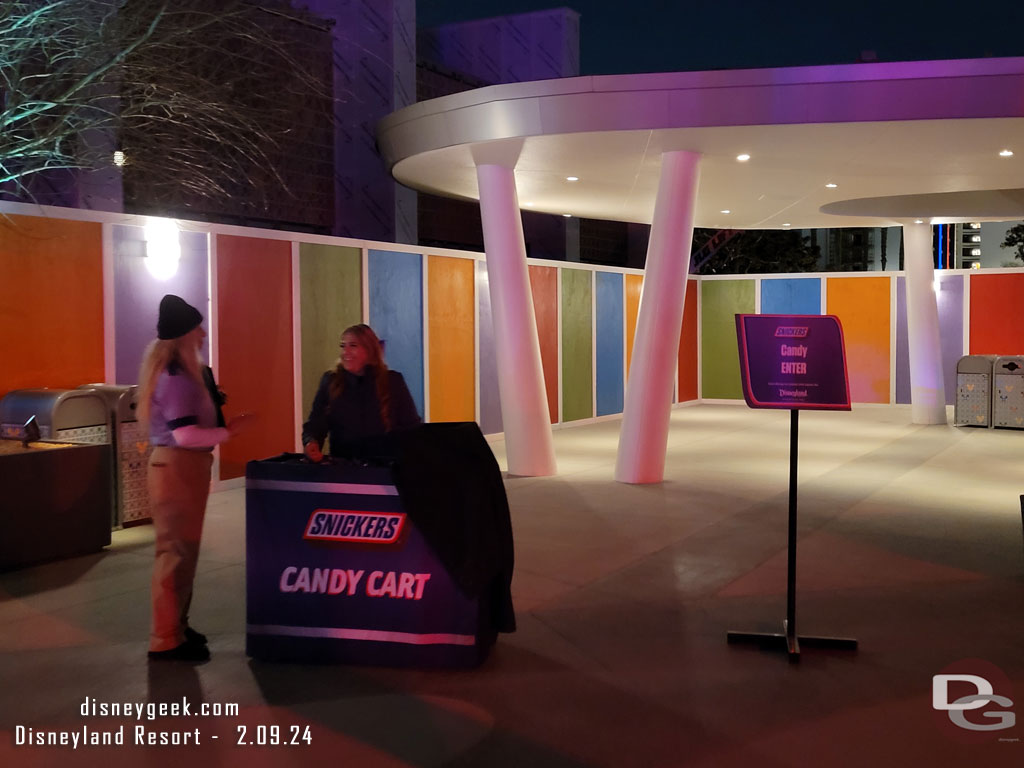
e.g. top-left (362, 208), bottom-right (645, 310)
top-left (138, 295), bottom-right (249, 662)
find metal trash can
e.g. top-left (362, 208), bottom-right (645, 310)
top-left (954, 356), bottom-right (997, 427)
top-left (79, 384), bottom-right (152, 526)
top-left (992, 356), bottom-right (1024, 429)
top-left (0, 389), bottom-right (109, 443)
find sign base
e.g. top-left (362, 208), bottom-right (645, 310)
top-left (727, 621), bottom-right (858, 663)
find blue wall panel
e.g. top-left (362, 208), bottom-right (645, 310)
top-left (760, 278), bottom-right (821, 316)
top-left (368, 250), bottom-right (424, 417)
top-left (595, 271), bottom-right (624, 416)
top-left (476, 262), bottom-right (503, 434)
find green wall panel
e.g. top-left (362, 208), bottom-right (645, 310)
top-left (561, 269), bottom-right (593, 421)
top-left (299, 243), bottom-right (363, 422)
top-left (701, 279), bottom-right (755, 399)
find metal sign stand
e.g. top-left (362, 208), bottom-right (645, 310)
top-left (726, 409), bottom-right (858, 662)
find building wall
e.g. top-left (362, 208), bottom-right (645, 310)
top-left (4, 204), bottom-right (1024, 487)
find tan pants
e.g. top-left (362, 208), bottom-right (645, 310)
top-left (148, 446), bottom-right (213, 652)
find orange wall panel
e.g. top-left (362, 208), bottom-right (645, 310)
top-left (969, 273), bottom-right (1024, 354)
top-left (529, 265), bottom-right (559, 423)
top-left (677, 279), bottom-right (699, 401)
top-left (625, 273), bottom-right (643, 381)
top-left (0, 215), bottom-right (104, 397)
top-left (826, 276), bottom-right (891, 404)
top-left (215, 235), bottom-right (294, 480)
top-left (427, 255), bottom-right (475, 422)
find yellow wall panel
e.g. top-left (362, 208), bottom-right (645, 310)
top-left (427, 255), bottom-right (475, 421)
top-left (826, 276), bottom-right (891, 404)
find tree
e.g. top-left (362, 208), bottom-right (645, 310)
top-left (0, 1), bottom-right (333, 221)
top-left (1001, 222), bottom-right (1024, 263)
top-left (690, 228), bottom-right (821, 274)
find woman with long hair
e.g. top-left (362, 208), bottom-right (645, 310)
top-left (302, 323), bottom-right (420, 461)
top-left (140, 295), bottom-right (249, 662)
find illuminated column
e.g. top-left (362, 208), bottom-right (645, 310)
top-left (475, 152), bottom-right (557, 476)
top-left (616, 151), bottom-right (701, 483)
top-left (903, 223), bottom-right (947, 424)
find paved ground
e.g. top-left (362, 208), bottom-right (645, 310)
top-left (1, 404), bottom-right (1022, 767)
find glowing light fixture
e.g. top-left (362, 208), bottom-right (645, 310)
top-left (562, 213), bottom-right (572, 218)
top-left (524, 202), bottom-right (535, 207)
top-left (782, 223), bottom-right (791, 227)
top-left (825, 183), bottom-right (838, 189)
top-left (144, 218), bottom-right (181, 281)
top-left (720, 209), bottom-right (731, 214)
top-left (999, 149), bottom-right (1014, 157)
top-left (736, 154), bottom-right (751, 162)
top-left (914, 219), bottom-right (924, 224)
top-left (566, 176), bottom-right (579, 182)
top-left (113, 150), bottom-right (126, 167)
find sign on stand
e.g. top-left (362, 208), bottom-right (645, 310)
top-left (728, 314), bottom-right (857, 662)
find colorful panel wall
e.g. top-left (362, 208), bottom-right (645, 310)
top-left (298, 243), bottom-right (362, 422)
top-left (561, 268), bottom-right (593, 421)
top-left (969, 273), bottom-right (1024, 354)
top-left (113, 225), bottom-right (209, 386)
top-left (895, 275), bottom-right (963, 405)
top-left (700, 279), bottom-right (755, 399)
top-left (215, 235), bottom-right (294, 480)
top-left (0, 215), bottom-right (104, 397)
top-left (826, 276), bottom-right (891, 403)
top-left (477, 262), bottom-right (502, 435)
top-left (677, 279), bottom-right (699, 402)
top-left (761, 277), bottom-right (821, 315)
top-left (427, 255), bottom-right (475, 422)
top-left (368, 250), bottom-right (424, 419)
top-left (625, 273), bottom-right (643, 381)
top-left (529, 265), bottom-right (559, 423)
top-left (595, 271), bottom-right (624, 416)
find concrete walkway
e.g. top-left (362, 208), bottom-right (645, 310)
top-left (1, 404), bottom-right (1022, 767)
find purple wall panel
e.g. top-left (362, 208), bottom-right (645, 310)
top-left (113, 225), bottom-right (210, 385)
top-left (895, 275), bottom-right (963, 405)
top-left (477, 262), bottom-right (503, 435)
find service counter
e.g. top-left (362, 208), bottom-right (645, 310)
top-left (246, 453), bottom-right (499, 667)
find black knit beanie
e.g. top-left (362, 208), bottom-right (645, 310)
top-left (157, 294), bottom-right (203, 340)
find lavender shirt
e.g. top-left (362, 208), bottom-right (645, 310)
top-left (149, 366), bottom-right (219, 450)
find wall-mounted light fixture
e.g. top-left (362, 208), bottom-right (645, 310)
top-left (144, 218), bottom-right (181, 281)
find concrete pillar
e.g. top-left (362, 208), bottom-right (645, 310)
top-left (903, 223), bottom-right (947, 424)
top-left (615, 151), bottom-right (701, 483)
top-left (475, 158), bottom-right (557, 476)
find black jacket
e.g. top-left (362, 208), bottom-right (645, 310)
top-left (302, 367), bottom-right (420, 456)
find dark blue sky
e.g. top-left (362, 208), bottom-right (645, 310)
top-left (418, 1), bottom-right (1024, 75)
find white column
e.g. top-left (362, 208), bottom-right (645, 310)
top-left (615, 151), bottom-right (701, 483)
top-left (903, 223), bottom-right (947, 424)
top-left (475, 162), bottom-right (557, 476)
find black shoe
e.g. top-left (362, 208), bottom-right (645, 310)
top-left (184, 626), bottom-right (208, 646)
top-left (148, 641), bottom-right (210, 663)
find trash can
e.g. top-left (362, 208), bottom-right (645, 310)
top-left (79, 384), bottom-right (152, 526)
top-left (992, 356), bottom-right (1024, 429)
top-left (954, 355), bottom-right (997, 427)
top-left (0, 389), bottom-right (109, 443)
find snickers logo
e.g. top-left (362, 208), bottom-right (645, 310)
top-left (774, 326), bottom-right (809, 338)
top-left (304, 510), bottom-right (405, 544)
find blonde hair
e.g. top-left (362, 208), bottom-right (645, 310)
top-left (328, 324), bottom-right (392, 430)
top-left (137, 336), bottom-right (204, 426)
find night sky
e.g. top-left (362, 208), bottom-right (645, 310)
top-left (418, 0), bottom-right (1024, 75)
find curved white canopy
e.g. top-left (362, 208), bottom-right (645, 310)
top-left (377, 57), bottom-right (1024, 229)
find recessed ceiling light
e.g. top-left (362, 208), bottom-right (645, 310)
top-left (825, 183), bottom-right (838, 188)
top-left (720, 209), bottom-right (731, 214)
top-left (566, 176), bottom-right (579, 182)
top-left (914, 219), bottom-right (924, 224)
top-left (783, 223), bottom-right (791, 227)
top-left (524, 202), bottom-right (535, 207)
top-left (999, 149), bottom-right (1014, 157)
top-left (736, 154), bottom-right (751, 162)
top-left (562, 213), bottom-right (572, 218)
